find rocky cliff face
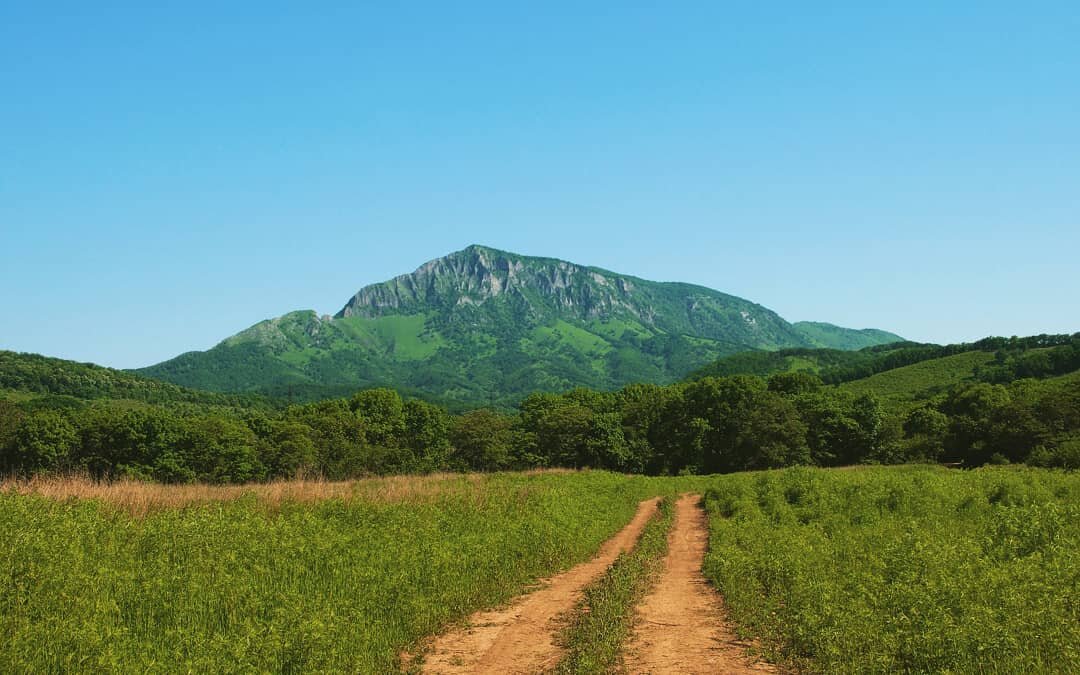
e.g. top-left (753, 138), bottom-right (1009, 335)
top-left (337, 245), bottom-right (632, 318)
top-left (334, 245), bottom-right (793, 345)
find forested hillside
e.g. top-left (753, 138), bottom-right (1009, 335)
top-left (138, 246), bottom-right (902, 407)
top-left (3, 334), bottom-right (1077, 482)
top-left (0, 352), bottom-right (269, 410)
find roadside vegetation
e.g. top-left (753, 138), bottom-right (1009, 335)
top-left (702, 465), bottom-right (1080, 673)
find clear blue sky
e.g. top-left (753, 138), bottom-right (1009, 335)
top-left (2, 2), bottom-right (1078, 369)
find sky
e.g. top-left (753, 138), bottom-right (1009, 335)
top-left (2, 2), bottom-right (1078, 369)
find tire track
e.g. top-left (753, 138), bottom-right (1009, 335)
top-left (413, 497), bottom-right (662, 674)
top-left (622, 494), bottom-right (774, 674)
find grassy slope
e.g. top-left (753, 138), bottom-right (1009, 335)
top-left (139, 311), bottom-right (753, 409)
top-left (838, 350), bottom-right (997, 410)
top-left (688, 347), bottom-right (870, 380)
top-left (702, 466), bottom-right (1080, 673)
top-left (1039, 368), bottom-right (1080, 390)
top-left (793, 322), bottom-right (905, 350)
top-left (0, 471), bottom-right (671, 673)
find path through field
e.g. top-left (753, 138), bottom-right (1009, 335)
top-left (415, 497), bottom-right (662, 674)
top-left (623, 494), bottom-right (775, 674)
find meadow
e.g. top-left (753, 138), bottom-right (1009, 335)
top-left (703, 466), bottom-right (1080, 673)
top-left (2, 466), bottom-right (1078, 673)
top-left (0, 471), bottom-right (666, 672)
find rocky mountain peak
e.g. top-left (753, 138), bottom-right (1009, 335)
top-left (335, 245), bottom-right (630, 320)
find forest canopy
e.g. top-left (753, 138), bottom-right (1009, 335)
top-left (2, 333), bottom-right (1078, 482)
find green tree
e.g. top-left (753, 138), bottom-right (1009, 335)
top-left (178, 415), bottom-right (264, 483)
top-left (258, 420), bottom-right (317, 478)
top-left (450, 409), bottom-right (517, 470)
top-left (72, 406), bottom-right (182, 478)
top-left (9, 410), bottom-right (77, 472)
top-left (767, 371), bottom-right (823, 396)
top-left (287, 400), bottom-right (367, 478)
top-left (403, 399), bottom-right (452, 471)
top-left (350, 389), bottom-right (407, 448)
top-left (0, 400), bottom-right (25, 471)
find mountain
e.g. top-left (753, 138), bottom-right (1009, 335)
top-left (138, 245), bottom-right (903, 408)
top-left (792, 321), bottom-right (907, 350)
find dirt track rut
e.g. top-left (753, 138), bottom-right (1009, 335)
top-left (416, 497), bottom-right (662, 674)
top-left (622, 494), bottom-right (774, 674)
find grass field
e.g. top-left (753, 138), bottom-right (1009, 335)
top-left (3, 467), bottom-right (1078, 673)
top-left (0, 471), bottom-right (666, 672)
top-left (702, 466), bottom-right (1080, 673)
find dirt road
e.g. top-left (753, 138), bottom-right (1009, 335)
top-left (622, 494), bottom-right (774, 674)
top-left (416, 497), bottom-right (662, 674)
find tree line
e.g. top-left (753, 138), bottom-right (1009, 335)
top-left (2, 364), bottom-right (1077, 482)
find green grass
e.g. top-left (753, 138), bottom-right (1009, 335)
top-left (585, 318), bottom-right (652, 340)
top-left (5, 467), bottom-right (1078, 673)
top-left (1041, 368), bottom-right (1080, 391)
top-left (0, 471), bottom-right (660, 673)
top-left (532, 320), bottom-right (614, 355)
top-left (332, 313), bottom-right (447, 360)
top-left (554, 496), bottom-right (675, 674)
top-left (702, 465), bottom-right (1080, 673)
top-left (838, 350), bottom-right (996, 410)
top-left (0, 388), bottom-right (39, 403)
top-left (785, 355), bottom-right (821, 372)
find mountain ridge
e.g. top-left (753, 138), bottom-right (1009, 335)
top-left (138, 245), bottom-right (904, 407)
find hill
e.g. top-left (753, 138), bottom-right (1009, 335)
top-left (837, 350), bottom-right (998, 411)
top-left (0, 351), bottom-right (269, 411)
top-left (687, 346), bottom-right (884, 380)
top-left (138, 245), bottom-right (901, 407)
top-left (791, 321), bottom-right (906, 350)
top-left (691, 332), bottom-right (1080, 412)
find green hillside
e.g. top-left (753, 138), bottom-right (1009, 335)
top-left (838, 350), bottom-right (998, 410)
top-left (692, 333), bottom-right (1080, 414)
top-left (687, 346), bottom-right (885, 380)
top-left (138, 245), bottom-right (901, 408)
top-left (792, 321), bottom-right (905, 350)
top-left (0, 351), bottom-right (268, 411)
top-left (3, 333), bottom-right (1077, 484)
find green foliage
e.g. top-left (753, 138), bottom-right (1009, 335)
top-left (977, 335), bottom-right (1080, 383)
top-left (840, 351), bottom-right (998, 411)
top-left (0, 350), bottom-right (269, 409)
top-left (7, 410), bottom-right (77, 472)
top-left (135, 247), bottom-right (902, 408)
top-left (650, 376), bottom-right (810, 474)
top-left (702, 466), bottom-right (1080, 673)
top-left (0, 471), bottom-right (657, 672)
top-left (792, 321), bottom-right (905, 350)
top-left (178, 415), bottom-right (264, 483)
top-left (2, 332), bottom-right (1079, 481)
top-left (692, 334), bottom-right (1080, 401)
top-left (554, 498), bottom-right (675, 674)
top-left (448, 408), bottom-right (521, 470)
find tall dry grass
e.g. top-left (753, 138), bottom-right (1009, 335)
top-left (0, 472), bottom-right (506, 515)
